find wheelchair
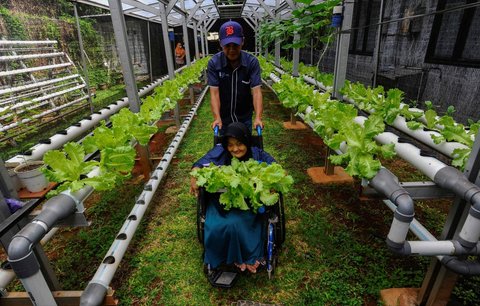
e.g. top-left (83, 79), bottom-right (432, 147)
top-left (196, 126), bottom-right (286, 288)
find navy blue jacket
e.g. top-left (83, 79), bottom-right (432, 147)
top-left (207, 51), bottom-right (262, 126)
top-left (193, 144), bottom-right (275, 168)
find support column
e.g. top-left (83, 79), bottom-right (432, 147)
top-left (274, 38), bottom-right (280, 66)
top-left (200, 23), bottom-right (206, 57)
top-left (147, 21), bottom-right (153, 81)
top-left (328, 1), bottom-right (353, 176)
top-left (181, 0), bottom-right (191, 66)
top-left (372, 0), bottom-right (384, 87)
top-left (204, 26), bottom-right (209, 55)
top-left (159, 3), bottom-right (180, 127)
top-left (193, 21), bottom-right (200, 60)
top-left (73, 1), bottom-right (94, 114)
top-left (108, 0), bottom-right (141, 113)
top-left (332, 1), bottom-right (353, 101)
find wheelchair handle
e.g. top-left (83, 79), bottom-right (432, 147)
top-left (214, 125), bottom-right (219, 136)
top-left (256, 125), bottom-right (262, 136)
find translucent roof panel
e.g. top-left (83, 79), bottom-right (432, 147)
top-left (76, 0), bottom-right (291, 27)
top-left (131, 10), bottom-right (156, 18)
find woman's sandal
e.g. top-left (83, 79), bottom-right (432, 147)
top-left (234, 262), bottom-right (246, 272)
top-left (245, 261), bottom-right (260, 274)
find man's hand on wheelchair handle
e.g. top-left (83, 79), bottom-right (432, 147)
top-left (211, 118), bottom-right (222, 130)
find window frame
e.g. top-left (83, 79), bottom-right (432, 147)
top-left (425, 0), bottom-right (480, 68)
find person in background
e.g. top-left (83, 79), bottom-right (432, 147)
top-left (190, 122), bottom-right (275, 274)
top-left (207, 21), bottom-right (263, 133)
top-left (175, 42), bottom-right (186, 67)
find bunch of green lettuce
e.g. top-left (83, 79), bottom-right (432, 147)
top-left (191, 159), bottom-right (293, 213)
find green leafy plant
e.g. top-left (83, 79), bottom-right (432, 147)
top-left (42, 142), bottom-right (116, 196)
top-left (42, 58), bottom-right (210, 195)
top-left (191, 158), bottom-right (293, 212)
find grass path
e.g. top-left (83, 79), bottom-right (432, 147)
top-left (113, 89), bottom-right (430, 305)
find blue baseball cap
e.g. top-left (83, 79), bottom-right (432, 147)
top-left (219, 21), bottom-right (243, 47)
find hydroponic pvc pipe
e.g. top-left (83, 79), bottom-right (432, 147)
top-left (7, 169), bottom-right (96, 306)
top-left (0, 95), bottom-right (89, 133)
top-left (268, 73), bottom-right (480, 271)
top-left (80, 86), bottom-right (209, 306)
top-left (0, 40), bottom-right (57, 46)
top-left (342, 97), bottom-right (469, 158)
top-left (0, 62), bottom-right (71, 77)
top-left (383, 200), bottom-right (480, 275)
top-left (6, 75), bottom-right (170, 164)
top-left (0, 74), bottom-right (80, 97)
top-left (0, 227), bottom-right (59, 295)
top-left (0, 52), bottom-right (64, 62)
top-left (0, 84), bottom-right (86, 117)
top-left (273, 64), bottom-right (470, 160)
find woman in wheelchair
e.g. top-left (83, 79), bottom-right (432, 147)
top-left (190, 122), bottom-right (275, 274)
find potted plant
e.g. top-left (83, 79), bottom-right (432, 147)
top-left (14, 161), bottom-right (49, 193)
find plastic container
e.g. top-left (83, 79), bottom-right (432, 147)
top-left (5, 162), bottom-right (22, 191)
top-left (14, 161), bottom-right (49, 193)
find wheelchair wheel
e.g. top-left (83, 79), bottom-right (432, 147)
top-left (274, 194), bottom-right (286, 247)
top-left (197, 188), bottom-right (206, 244)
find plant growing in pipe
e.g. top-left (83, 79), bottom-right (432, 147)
top-left (41, 58), bottom-right (210, 195)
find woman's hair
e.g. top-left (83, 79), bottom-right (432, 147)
top-left (221, 122), bottom-right (252, 163)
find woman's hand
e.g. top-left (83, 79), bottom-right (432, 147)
top-left (190, 169), bottom-right (200, 197)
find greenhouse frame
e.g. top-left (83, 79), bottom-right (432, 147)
top-left (0, 0), bottom-right (479, 305)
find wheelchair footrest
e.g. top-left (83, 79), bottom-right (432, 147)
top-left (207, 269), bottom-right (238, 288)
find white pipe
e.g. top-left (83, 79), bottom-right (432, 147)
top-left (0, 80), bottom-right (81, 106)
top-left (303, 75), bottom-right (331, 91)
top-left (5, 75), bottom-right (169, 163)
top-left (0, 84), bottom-right (85, 116)
top-left (0, 227), bottom-right (59, 294)
top-left (0, 74), bottom-right (80, 96)
top-left (82, 86), bottom-right (209, 297)
top-left (353, 116), bottom-right (448, 179)
top-left (0, 95), bottom-right (89, 134)
top-left (460, 213), bottom-right (480, 245)
top-left (0, 62), bottom-right (71, 77)
top-left (342, 97), bottom-right (469, 158)
top-left (0, 40), bottom-right (58, 46)
top-left (282, 65), bottom-right (471, 159)
top-left (0, 52), bottom-right (64, 62)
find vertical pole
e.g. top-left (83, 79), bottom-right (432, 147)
top-left (73, 2), bottom-right (94, 114)
top-left (204, 26), bottom-right (210, 55)
top-left (193, 20), bottom-right (200, 59)
top-left (289, 33), bottom-right (300, 126)
top-left (108, 0), bottom-right (141, 113)
top-left (274, 38), bottom-right (280, 66)
top-left (158, 3), bottom-right (179, 127)
top-left (200, 23), bottom-right (206, 57)
top-left (147, 21), bottom-right (153, 82)
top-left (372, 0), bottom-right (384, 88)
top-left (327, 1), bottom-right (353, 175)
top-left (310, 38), bottom-right (314, 65)
top-left (181, 0), bottom-right (191, 66)
top-left (332, 1), bottom-right (353, 101)
top-left (274, 0), bottom-right (281, 66)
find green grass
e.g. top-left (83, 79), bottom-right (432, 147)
top-left (112, 90), bottom-right (432, 305)
top-left (9, 86), bottom-right (477, 305)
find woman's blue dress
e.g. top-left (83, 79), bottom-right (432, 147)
top-left (193, 145), bottom-right (275, 268)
